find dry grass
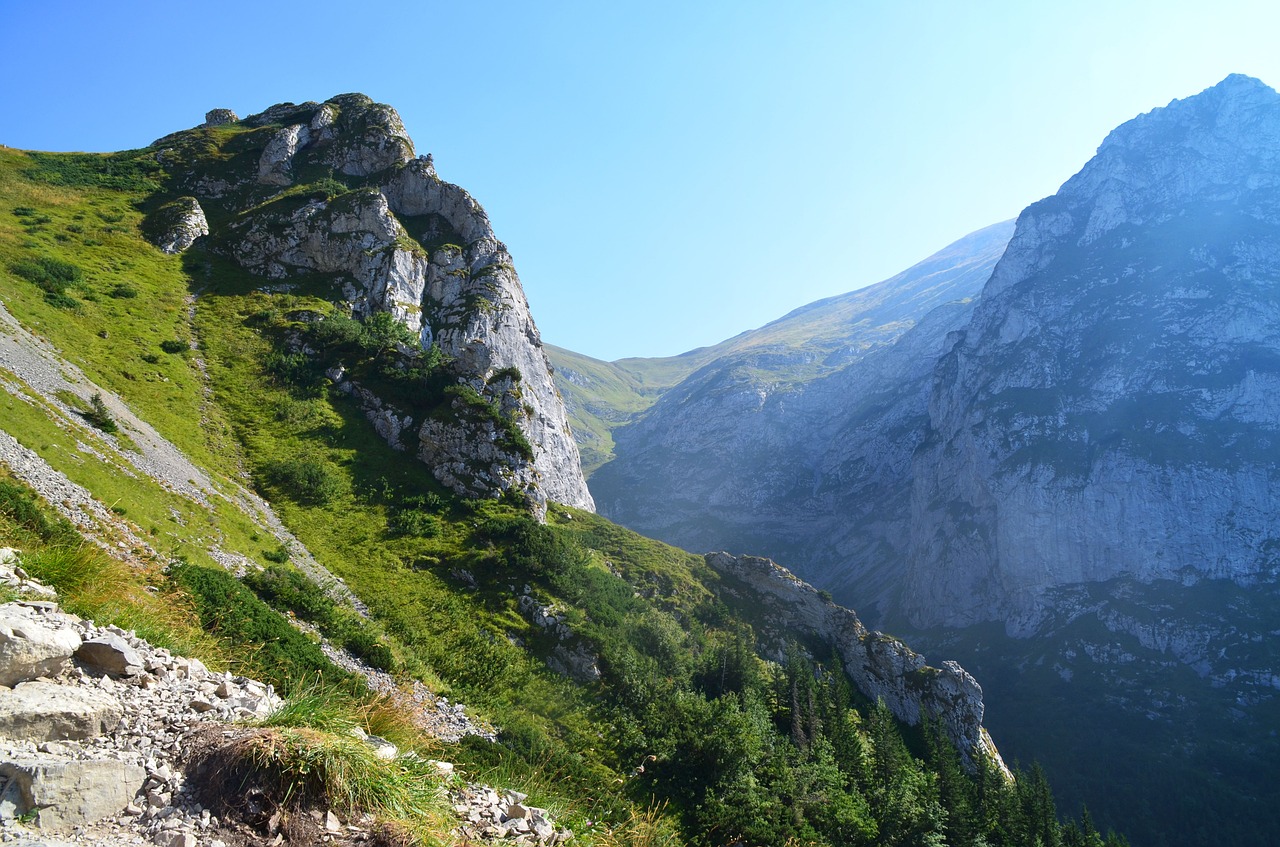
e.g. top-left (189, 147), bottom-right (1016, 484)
top-left (18, 542), bottom-right (228, 665)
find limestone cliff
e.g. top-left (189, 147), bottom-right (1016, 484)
top-left (907, 74), bottom-right (1280, 628)
top-left (149, 94), bottom-right (593, 512)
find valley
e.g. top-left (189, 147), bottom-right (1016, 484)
top-left (567, 75), bottom-right (1280, 847)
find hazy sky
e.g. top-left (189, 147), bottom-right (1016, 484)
top-left (4, 1), bottom-right (1280, 360)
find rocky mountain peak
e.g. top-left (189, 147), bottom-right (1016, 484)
top-left (148, 95), bottom-right (594, 514)
top-left (986, 75), bottom-right (1280, 300)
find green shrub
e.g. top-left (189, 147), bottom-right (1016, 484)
top-left (160, 339), bottom-right (188, 354)
top-left (245, 565), bottom-right (396, 672)
top-left (263, 545), bottom-right (291, 564)
top-left (9, 256), bottom-right (86, 309)
top-left (109, 283), bottom-right (139, 299)
top-left (263, 454), bottom-right (348, 506)
top-left (83, 393), bottom-right (119, 434)
top-left (388, 510), bottom-right (441, 538)
top-left (171, 561), bottom-right (361, 691)
top-left (0, 479), bottom-right (80, 546)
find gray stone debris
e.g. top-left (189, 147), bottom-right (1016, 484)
top-left (0, 558), bottom-right (555, 845)
top-left (449, 784), bottom-right (572, 846)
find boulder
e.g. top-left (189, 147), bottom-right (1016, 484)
top-left (75, 635), bottom-right (144, 677)
top-left (202, 109), bottom-right (238, 127)
top-left (0, 608), bottom-right (81, 687)
top-left (257, 123), bottom-right (311, 186)
top-left (0, 680), bottom-right (123, 741)
top-left (145, 197), bottom-right (209, 255)
top-left (0, 755), bottom-right (145, 832)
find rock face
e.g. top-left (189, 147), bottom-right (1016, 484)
top-left (151, 94), bottom-right (593, 513)
top-left (705, 552), bottom-right (1006, 774)
top-left (144, 196), bottom-right (208, 255)
top-left (906, 74), bottom-right (1280, 629)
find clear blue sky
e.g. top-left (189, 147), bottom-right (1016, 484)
top-left (3, 1), bottom-right (1279, 360)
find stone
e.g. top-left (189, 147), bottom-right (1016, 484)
top-left (75, 635), bottom-right (144, 677)
top-left (0, 681), bottom-right (123, 741)
top-left (152, 831), bottom-right (196, 847)
top-left (202, 109), bottom-right (238, 127)
top-left (0, 756), bottom-right (145, 832)
top-left (364, 734), bottom-right (397, 760)
top-left (0, 608), bottom-right (82, 687)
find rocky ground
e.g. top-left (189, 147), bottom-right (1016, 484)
top-left (0, 550), bottom-right (567, 846)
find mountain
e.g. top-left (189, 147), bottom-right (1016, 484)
top-left (574, 74), bottom-right (1280, 845)
top-left (549, 220), bottom-right (1013, 474)
top-left (583, 220), bottom-right (1013, 613)
top-left (0, 95), bottom-right (1113, 846)
top-left (907, 73), bottom-right (1280, 628)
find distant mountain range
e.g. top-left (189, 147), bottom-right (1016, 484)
top-left (553, 74), bottom-right (1280, 846)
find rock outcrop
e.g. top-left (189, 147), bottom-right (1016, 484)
top-left (143, 196), bottom-right (208, 255)
top-left (705, 552), bottom-right (1007, 774)
top-left (151, 94), bottom-right (593, 514)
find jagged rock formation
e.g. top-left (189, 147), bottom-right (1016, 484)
top-left (906, 74), bottom-right (1280, 629)
top-left (148, 94), bottom-right (593, 513)
top-left (706, 552), bottom-right (1006, 774)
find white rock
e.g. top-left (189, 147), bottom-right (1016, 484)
top-left (0, 609), bottom-right (82, 687)
top-left (0, 756), bottom-right (145, 832)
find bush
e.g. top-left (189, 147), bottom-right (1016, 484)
top-left (171, 561), bottom-right (361, 692)
top-left (109, 283), bottom-right (139, 299)
top-left (10, 256), bottom-right (83, 292)
top-left (0, 480), bottom-right (79, 546)
top-left (160, 339), bottom-right (188, 354)
top-left (388, 510), bottom-right (441, 538)
top-left (83, 393), bottom-right (119, 434)
top-left (263, 454), bottom-right (347, 506)
top-left (263, 546), bottom-right (291, 564)
top-left (11, 256), bottom-right (85, 309)
top-left (245, 565), bottom-right (396, 672)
